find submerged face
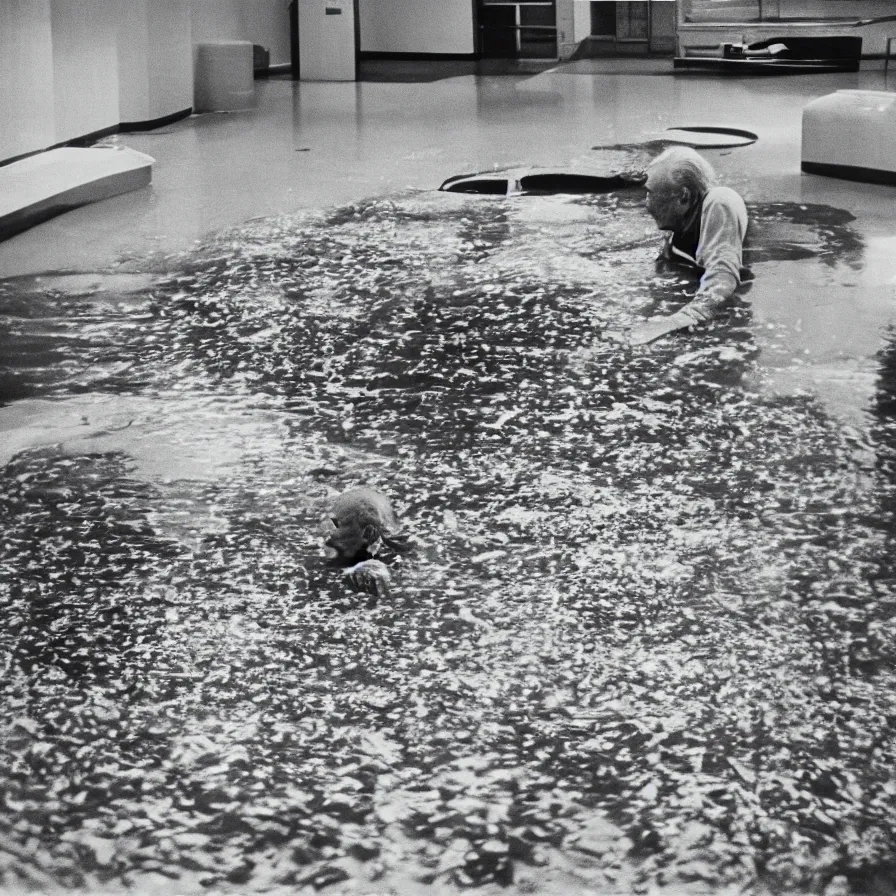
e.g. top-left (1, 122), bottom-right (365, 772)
top-left (322, 488), bottom-right (395, 563)
top-left (322, 515), bottom-right (371, 562)
top-left (645, 165), bottom-right (689, 231)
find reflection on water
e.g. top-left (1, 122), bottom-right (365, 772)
top-left (0, 189), bottom-right (895, 894)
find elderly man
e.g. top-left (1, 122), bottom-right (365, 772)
top-left (627, 146), bottom-right (748, 346)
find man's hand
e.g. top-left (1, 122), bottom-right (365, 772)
top-left (628, 317), bottom-right (682, 345)
top-left (626, 310), bottom-right (696, 346)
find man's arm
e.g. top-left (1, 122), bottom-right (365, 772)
top-left (628, 189), bottom-right (747, 345)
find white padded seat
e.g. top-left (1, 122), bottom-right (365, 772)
top-left (802, 89), bottom-right (896, 185)
top-left (0, 147), bottom-right (154, 241)
top-left (194, 41), bottom-right (255, 113)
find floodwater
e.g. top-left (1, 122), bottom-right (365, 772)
top-left (2, 163), bottom-right (896, 896)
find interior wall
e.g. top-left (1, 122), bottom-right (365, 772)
top-left (778, 0), bottom-right (892, 17)
top-left (650, 0), bottom-right (676, 52)
top-left (250, 0), bottom-right (292, 66)
top-left (117, 1), bottom-right (151, 123)
top-left (556, 0), bottom-right (589, 59)
top-left (358, 0), bottom-right (475, 55)
top-left (118, 0), bottom-right (193, 126)
top-left (51, 0), bottom-right (120, 145)
top-left (188, 0), bottom-right (250, 44)
top-left (148, 0), bottom-right (192, 120)
top-left (0, 0), bottom-right (56, 162)
top-left (2, 0), bottom-right (296, 164)
top-left (572, 0), bottom-right (592, 42)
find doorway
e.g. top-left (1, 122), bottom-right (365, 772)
top-left (477, 0), bottom-right (557, 59)
top-left (590, 1), bottom-right (654, 54)
top-left (591, 0), bottom-right (650, 53)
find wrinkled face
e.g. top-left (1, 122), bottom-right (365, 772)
top-left (322, 515), bottom-right (374, 562)
top-left (645, 166), bottom-right (689, 231)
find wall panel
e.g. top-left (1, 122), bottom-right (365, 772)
top-left (117, 2), bottom-right (151, 123)
top-left (51, 0), bottom-right (120, 144)
top-left (358, 0), bottom-right (475, 54)
top-left (0, 0), bottom-right (55, 162)
top-left (189, 0), bottom-right (250, 44)
top-left (147, 0), bottom-right (193, 120)
top-left (251, 0), bottom-right (293, 66)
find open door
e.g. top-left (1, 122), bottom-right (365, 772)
top-left (478, 0), bottom-right (557, 59)
top-left (590, 1), bottom-right (658, 54)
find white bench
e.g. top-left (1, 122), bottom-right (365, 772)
top-left (0, 147), bottom-right (154, 241)
top-left (802, 89), bottom-right (896, 185)
top-left (194, 41), bottom-right (255, 113)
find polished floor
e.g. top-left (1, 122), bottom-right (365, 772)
top-left (3, 59), bottom-right (896, 424)
top-left (1, 59), bottom-right (893, 272)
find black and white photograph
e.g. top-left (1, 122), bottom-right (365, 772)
top-left (2, 1), bottom-right (896, 895)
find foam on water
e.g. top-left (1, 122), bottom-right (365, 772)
top-left (1, 187), bottom-right (895, 893)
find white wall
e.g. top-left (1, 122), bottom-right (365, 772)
top-left (251, 0), bottom-right (292, 66)
top-left (148, 1), bottom-right (193, 120)
top-left (778, 0), bottom-right (892, 18)
top-left (358, 0), bottom-right (474, 54)
top-left (51, 0), bottom-right (120, 145)
top-left (556, 0), bottom-right (587, 59)
top-left (117, 2), bottom-right (151, 123)
top-left (1, 0), bottom-right (298, 163)
top-left (118, 0), bottom-right (192, 124)
top-left (0, 0), bottom-right (55, 162)
top-left (190, 0), bottom-right (292, 65)
top-left (189, 0), bottom-right (250, 43)
top-left (572, 0), bottom-right (592, 43)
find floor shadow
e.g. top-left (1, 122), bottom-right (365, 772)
top-left (357, 58), bottom-right (558, 83)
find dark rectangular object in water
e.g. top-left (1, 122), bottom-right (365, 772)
top-left (675, 35), bottom-right (862, 75)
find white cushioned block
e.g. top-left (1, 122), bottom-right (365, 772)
top-left (194, 41), bottom-right (255, 113)
top-left (802, 89), bottom-right (896, 185)
top-left (0, 147), bottom-right (154, 241)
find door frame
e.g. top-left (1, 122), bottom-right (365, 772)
top-left (475, 0), bottom-right (558, 59)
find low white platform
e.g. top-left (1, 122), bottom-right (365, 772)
top-left (0, 146), bottom-right (154, 241)
top-left (802, 89), bottom-right (896, 185)
top-left (194, 41), bottom-right (255, 112)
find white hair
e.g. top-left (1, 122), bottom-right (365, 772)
top-left (648, 146), bottom-right (716, 196)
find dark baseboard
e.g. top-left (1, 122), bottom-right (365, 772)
top-left (0, 125), bottom-right (114, 168)
top-left (2, 108), bottom-right (193, 168)
top-left (120, 107), bottom-right (192, 132)
top-left (65, 125), bottom-right (120, 148)
top-left (802, 160), bottom-right (896, 186)
top-left (359, 51), bottom-right (477, 61)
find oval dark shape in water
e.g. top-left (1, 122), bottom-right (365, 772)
top-left (663, 125), bottom-right (758, 148)
top-left (518, 172), bottom-right (632, 193)
top-left (439, 171), bottom-right (640, 195)
top-left (439, 174), bottom-right (509, 194)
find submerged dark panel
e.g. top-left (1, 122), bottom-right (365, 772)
top-left (440, 177), bottom-right (509, 194)
top-left (518, 172), bottom-right (633, 193)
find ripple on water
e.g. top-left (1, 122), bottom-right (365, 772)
top-left (1, 188), bottom-right (895, 894)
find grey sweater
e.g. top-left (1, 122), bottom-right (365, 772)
top-left (661, 185), bottom-right (749, 323)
